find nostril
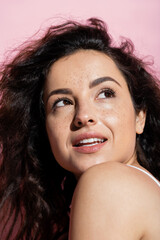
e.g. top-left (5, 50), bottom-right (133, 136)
top-left (77, 121), bottom-right (82, 125)
top-left (88, 119), bottom-right (94, 123)
top-left (74, 117), bottom-right (95, 127)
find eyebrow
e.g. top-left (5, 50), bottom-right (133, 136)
top-left (89, 76), bottom-right (121, 88)
top-left (46, 88), bottom-right (72, 104)
top-left (46, 76), bottom-right (121, 104)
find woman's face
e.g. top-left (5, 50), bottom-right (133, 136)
top-left (44, 50), bottom-right (145, 178)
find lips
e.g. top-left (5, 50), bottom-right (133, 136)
top-left (75, 138), bottom-right (106, 147)
top-left (72, 133), bottom-right (107, 154)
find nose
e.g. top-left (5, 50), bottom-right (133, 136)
top-left (73, 104), bottom-right (97, 128)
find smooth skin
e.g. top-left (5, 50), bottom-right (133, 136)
top-left (44, 50), bottom-right (145, 177)
top-left (43, 50), bottom-right (160, 239)
top-left (69, 162), bottom-right (160, 240)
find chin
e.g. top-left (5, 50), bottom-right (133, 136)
top-left (74, 161), bottom-right (103, 177)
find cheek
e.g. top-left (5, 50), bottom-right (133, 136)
top-left (45, 114), bottom-right (72, 154)
top-left (46, 116), bottom-right (74, 170)
top-left (113, 108), bottom-right (137, 151)
top-left (101, 102), bottom-right (137, 137)
top-left (46, 119), bottom-right (65, 165)
top-left (46, 118), bottom-right (64, 145)
top-left (102, 106), bottom-right (137, 162)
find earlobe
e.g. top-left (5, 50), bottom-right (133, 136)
top-left (136, 110), bottom-right (146, 134)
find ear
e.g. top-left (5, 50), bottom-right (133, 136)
top-left (136, 110), bottom-right (146, 134)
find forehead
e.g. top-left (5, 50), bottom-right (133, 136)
top-left (45, 50), bottom-right (127, 89)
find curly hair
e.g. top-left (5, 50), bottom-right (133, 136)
top-left (0, 18), bottom-right (160, 239)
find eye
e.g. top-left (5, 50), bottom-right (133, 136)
top-left (97, 88), bottom-right (115, 99)
top-left (52, 97), bottom-right (73, 111)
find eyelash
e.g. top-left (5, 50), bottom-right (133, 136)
top-left (52, 88), bottom-right (115, 111)
top-left (97, 88), bottom-right (116, 99)
top-left (52, 97), bottom-right (72, 111)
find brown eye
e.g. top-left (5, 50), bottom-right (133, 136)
top-left (52, 98), bottom-right (72, 110)
top-left (98, 88), bottom-right (115, 99)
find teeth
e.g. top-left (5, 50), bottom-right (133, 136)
top-left (76, 138), bottom-right (105, 147)
top-left (79, 138), bottom-right (104, 144)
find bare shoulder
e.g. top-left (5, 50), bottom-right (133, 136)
top-left (70, 162), bottom-right (160, 240)
top-left (77, 161), bottom-right (160, 197)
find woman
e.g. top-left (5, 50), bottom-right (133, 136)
top-left (0, 18), bottom-right (160, 239)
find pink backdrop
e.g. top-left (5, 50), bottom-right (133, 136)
top-left (0, 0), bottom-right (160, 77)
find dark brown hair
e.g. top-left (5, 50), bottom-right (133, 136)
top-left (0, 18), bottom-right (160, 239)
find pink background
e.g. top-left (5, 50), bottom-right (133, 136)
top-left (0, 0), bottom-right (160, 77)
